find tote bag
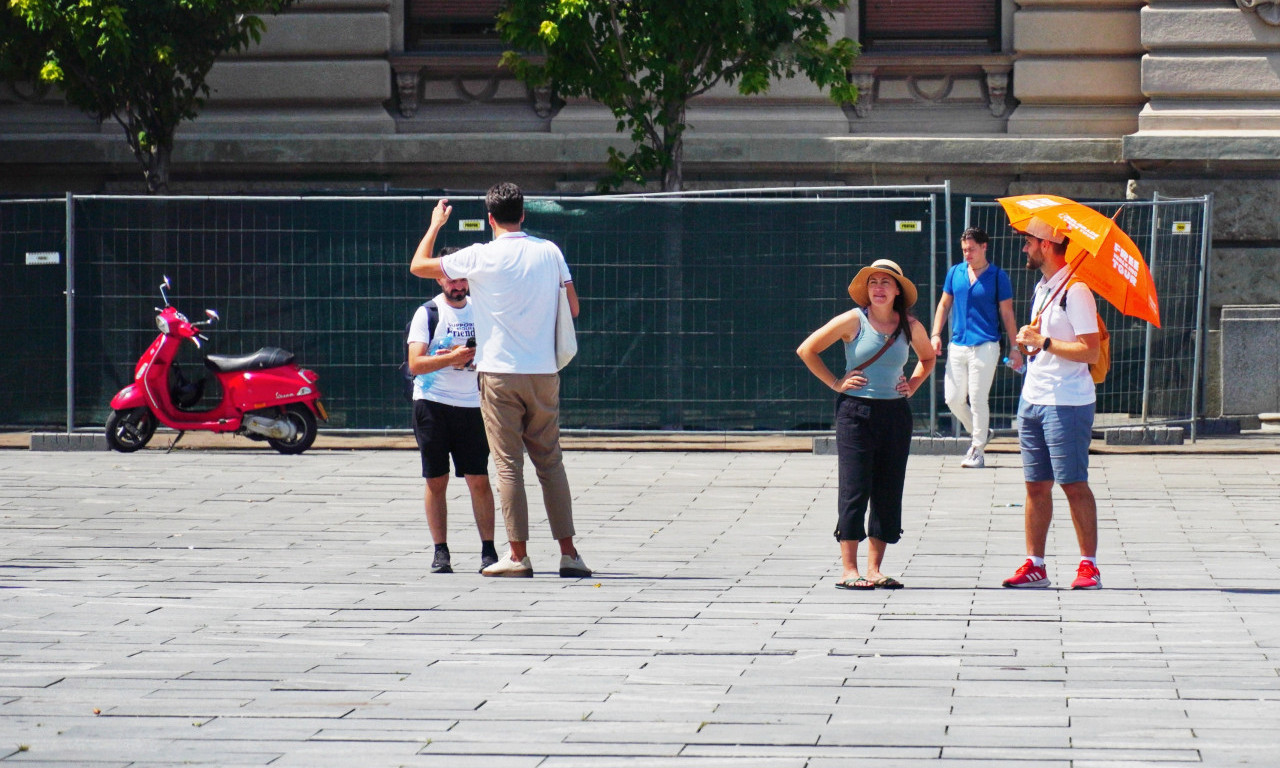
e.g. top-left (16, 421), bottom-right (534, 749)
top-left (555, 283), bottom-right (577, 370)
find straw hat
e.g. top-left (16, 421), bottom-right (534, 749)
top-left (848, 259), bottom-right (918, 308)
top-left (1015, 218), bottom-right (1066, 244)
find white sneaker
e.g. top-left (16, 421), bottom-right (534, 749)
top-left (481, 554), bottom-right (533, 578)
top-left (961, 446), bottom-right (985, 469)
top-left (559, 553), bottom-right (592, 578)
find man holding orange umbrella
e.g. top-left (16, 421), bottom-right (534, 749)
top-left (1004, 218), bottom-right (1103, 590)
top-left (996, 194), bottom-right (1162, 590)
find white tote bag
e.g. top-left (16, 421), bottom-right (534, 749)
top-left (555, 283), bottom-right (577, 370)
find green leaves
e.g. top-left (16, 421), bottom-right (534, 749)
top-left (1, 0), bottom-right (298, 191)
top-left (498, 0), bottom-right (860, 190)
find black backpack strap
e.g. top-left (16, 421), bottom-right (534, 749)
top-left (425, 300), bottom-right (439, 340)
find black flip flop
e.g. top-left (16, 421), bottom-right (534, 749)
top-left (873, 576), bottom-right (904, 589)
top-left (835, 577), bottom-right (876, 590)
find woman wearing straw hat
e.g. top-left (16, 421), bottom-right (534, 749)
top-left (797, 259), bottom-right (936, 590)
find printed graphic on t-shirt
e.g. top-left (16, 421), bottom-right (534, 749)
top-left (430, 320), bottom-right (477, 370)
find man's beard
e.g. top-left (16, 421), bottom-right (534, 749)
top-left (446, 289), bottom-right (467, 301)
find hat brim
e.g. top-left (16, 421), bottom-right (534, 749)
top-left (1013, 218), bottom-right (1066, 244)
top-left (848, 267), bottom-right (918, 309)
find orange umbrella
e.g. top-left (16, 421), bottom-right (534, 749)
top-left (998, 194), bottom-right (1162, 328)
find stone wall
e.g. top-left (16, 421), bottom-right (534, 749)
top-left (1007, 0), bottom-right (1146, 136)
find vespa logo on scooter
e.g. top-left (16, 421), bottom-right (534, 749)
top-left (276, 387), bottom-right (312, 399)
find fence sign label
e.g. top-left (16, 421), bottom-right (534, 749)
top-left (895, 221), bottom-right (922, 232)
top-left (25, 251), bottom-right (60, 265)
top-left (1172, 221), bottom-right (1192, 234)
top-left (459, 219), bottom-right (485, 232)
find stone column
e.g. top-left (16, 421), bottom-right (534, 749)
top-left (1006, 0), bottom-right (1146, 136)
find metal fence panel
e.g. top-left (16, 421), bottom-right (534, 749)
top-left (0, 199), bottom-right (67, 427)
top-left (51, 189), bottom-right (947, 432)
top-left (964, 197), bottom-right (1211, 431)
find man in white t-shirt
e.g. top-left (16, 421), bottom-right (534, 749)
top-left (407, 256), bottom-right (497, 575)
top-left (409, 182), bottom-right (589, 579)
top-left (1002, 218), bottom-right (1103, 591)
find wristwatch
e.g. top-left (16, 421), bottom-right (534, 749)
top-left (1043, 337), bottom-right (1053, 352)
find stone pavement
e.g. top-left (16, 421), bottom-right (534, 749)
top-left (2, 446), bottom-right (1279, 767)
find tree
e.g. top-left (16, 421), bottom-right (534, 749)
top-left (497, 0), bottom-right (859, 192)
top-left (1, 0), bottom-right (297, 192)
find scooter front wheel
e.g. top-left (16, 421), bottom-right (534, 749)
top-left (105, 407), bottom-right (157, 452)
top-left (267, 403), bottom-right (318, 455)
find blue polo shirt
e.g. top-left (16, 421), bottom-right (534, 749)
top-left (943, 262), bottom-right (1012, 347)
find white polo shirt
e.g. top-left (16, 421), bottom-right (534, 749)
top-left (440, 231), bottom-right (572, 375)
top-left (1020, 268), bottom-right (1098, 407)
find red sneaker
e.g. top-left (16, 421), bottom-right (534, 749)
top-left (1071, 560), bottom-right (1102, 590)
top-left (1002, 559), bottom-right (1051, 588)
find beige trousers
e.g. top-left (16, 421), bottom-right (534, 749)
top-left (478, 372), bottom-right (575, 542)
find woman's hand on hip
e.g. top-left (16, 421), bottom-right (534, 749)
top-left (834, 369), bottom-right (867, 393)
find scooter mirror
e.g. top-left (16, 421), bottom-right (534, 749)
top-left (205, 309), bottom-right (219, 323)
top-left (160, 276), bottom-right (172, 306)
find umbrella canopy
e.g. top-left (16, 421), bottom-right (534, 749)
top-left (998, 194), bottom-right (1161, 328)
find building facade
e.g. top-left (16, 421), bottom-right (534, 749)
top-left (2, 1), bottom-right (1278, 356)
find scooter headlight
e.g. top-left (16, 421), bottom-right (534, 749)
top-left (156, 315), bottom-right (170, 334)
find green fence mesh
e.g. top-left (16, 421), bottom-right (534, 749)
top-left (0, 188), bottom-right (1208, 436)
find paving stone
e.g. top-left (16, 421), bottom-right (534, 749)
top-left (2, 449), bottom-right (1280, 765)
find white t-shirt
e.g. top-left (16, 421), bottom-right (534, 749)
top-left (1020, 270), bottom-right (1099, 407)
top-left (441, 231), bottom-right (572, 375)
top-left (407, 295), bottom-right (480, 408)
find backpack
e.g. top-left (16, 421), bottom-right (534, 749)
top-left (1059, 282), bottom-right (1110, 385)
top-left (397, 301), bottom-right (438, 402)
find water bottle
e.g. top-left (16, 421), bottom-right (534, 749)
top-left (434, 333), bottom-right (454, 356)
top-left (1003, 356), bottom-right (1025, 374)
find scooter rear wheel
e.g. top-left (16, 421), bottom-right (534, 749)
top-left (105, 407), bottom-right (157, 452)
top-left (267, 403), bottom-right (318, 455)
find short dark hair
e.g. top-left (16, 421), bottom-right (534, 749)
top-left (961, 227), bottom-right (989, 246)
top-left (486, 182), bottom-right (524, 225)
top-left (436, 245), bottom-right (460, 258)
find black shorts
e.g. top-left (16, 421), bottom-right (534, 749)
top-left (412, 399), bottom-right (490, 479)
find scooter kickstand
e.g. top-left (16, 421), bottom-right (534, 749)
top-left (166, 431), bottom-right (186, 453)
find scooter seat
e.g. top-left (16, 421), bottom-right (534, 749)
top-left (205, 346), bottom-right (295, 374)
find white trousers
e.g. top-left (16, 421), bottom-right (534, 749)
top-left (944, 341), bottom-right (1000, 448)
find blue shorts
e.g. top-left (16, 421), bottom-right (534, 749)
top-left (1018, 400), bottom-right (1094, 485)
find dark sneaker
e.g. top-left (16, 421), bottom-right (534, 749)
top-left (1002, 559), bottom-right (1050, 588)
top-left (1070, 560), bottom-right (1102, 589)
top-left (479, 551), bottom-right (500, 573)
top-left (431, 549), bottom-right (452, 574)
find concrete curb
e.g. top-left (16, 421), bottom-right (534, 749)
top-left (29, 432), bottom-right (109, 451)
top-left (813, 435), bottom-right (971, 456)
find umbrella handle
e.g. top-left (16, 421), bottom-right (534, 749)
top-left (1018, 317), bottom-right (1041, 357)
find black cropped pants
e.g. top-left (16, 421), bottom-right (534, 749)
top-left (834, 394), bottom-right (913, 544)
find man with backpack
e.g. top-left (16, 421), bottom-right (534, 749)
top-left (1003, 219), bottom-right (1104, 590)
top-left (407, 248), bottom-right (498, 575)
top-left (409, 183), bottom-right (589, 580)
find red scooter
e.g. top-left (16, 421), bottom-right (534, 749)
top-left (105, 277), bottom-right (327, 454)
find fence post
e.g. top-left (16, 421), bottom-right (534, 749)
top-left (1141, 197), bottom-right (1161, 424)
top-left (65, 192), bottom-right (75, 434)
top-left (1190, 194), bottom-right (1213, 443)
top-left (928, 191), bottom-right (939, 434)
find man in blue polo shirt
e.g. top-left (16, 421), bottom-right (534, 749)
top-left (929, 227), bottom-right (1022, 468)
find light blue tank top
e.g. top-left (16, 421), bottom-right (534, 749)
top-left (843, 308), bottom-right (910, 399)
